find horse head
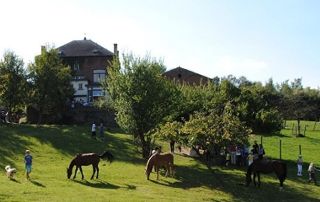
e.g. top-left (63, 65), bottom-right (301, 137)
top-left (67, 167), bottom-right (72, 179)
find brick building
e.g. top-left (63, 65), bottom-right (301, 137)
top-left (163, 66), bottom-right (211, 85)
top-left (58, 38), bottom-right (118, 104)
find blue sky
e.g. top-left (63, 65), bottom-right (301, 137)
top-left (0, 0), bottom-right (319, 88)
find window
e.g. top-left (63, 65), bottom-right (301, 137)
top-left (73, 60), bottom-right (80, 71)
top-left (93, 69), bottom-right (106, 83)
top-left (78, 83), bottom-right (83, 90)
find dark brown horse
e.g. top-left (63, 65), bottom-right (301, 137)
top-left (145, 152), bottom-right (174, 180)
top-left (245, 159), bottom-right (287, 189)
top-left (67, 151), bottom-right (114, 180)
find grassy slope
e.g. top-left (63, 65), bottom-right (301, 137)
top-left (0, 123), bottom-right (320, 202)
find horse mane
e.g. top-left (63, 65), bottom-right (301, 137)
top-left (68, 158), bottom-right (76, 169)
top-left (99, 151), bottom-right (114, 163)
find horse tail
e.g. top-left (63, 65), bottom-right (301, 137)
top-left (145, 154), bottom-right (155, 179)
top-left (99, 151), bottom-right (114, 163)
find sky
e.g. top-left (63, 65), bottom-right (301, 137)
top-left (1, 0), bottom-right (320, 88)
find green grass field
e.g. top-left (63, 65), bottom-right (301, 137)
top-left (0, 122), bottom-right (320, 202)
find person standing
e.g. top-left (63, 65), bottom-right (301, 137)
top-left (297, 155), bottom-right (303, 176)
top-left (308, 162), bottom-right (319, 185)
top-left (252, 141), bottom-right (259, 155)
top-left (248, 151), bottom-right (254, 166)
top-left (258, 144), bottom-right (265, 160)
top-left (24, 150), bottom-right (32, 180)
top-left (170, 140), bottom-right (175, 153)
top-left (91, 122), bottom-right (96, 138)
top-left (99, 121), bottom-right (104, 140)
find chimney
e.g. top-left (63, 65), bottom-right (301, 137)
top-left (41, 46), bottom-right (46, 54)
top-left (113, 43), bottom-right (118, 57)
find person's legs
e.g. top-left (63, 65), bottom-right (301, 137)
top-left (26, 165), bottom-right (31, 179)
top-left (298, 164), bottom-right (302, 176)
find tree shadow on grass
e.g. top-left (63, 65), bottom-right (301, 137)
top-left (1, 124), bottom-right (146, 166)
top-left (149, 164), bottom-right (320, 202)
top-left (72, 179), bottom-right (120, 189)
top-left (0, 124), bottom-right (34, 169)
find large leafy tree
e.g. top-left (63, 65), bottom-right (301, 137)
top-left (0, 51), bottom-right (28, 121)
top-left (28, 46), bottom-right (74, 124)
top-left (106, 54), bottom-right (180, 158)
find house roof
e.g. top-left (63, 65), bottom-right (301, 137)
top-left (57, 38), bottom-right (114, 57)
top-left (163, 66), bottom-right (211, 85)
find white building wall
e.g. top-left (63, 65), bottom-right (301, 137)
top-left (71, 80), bottom-right (88, 103)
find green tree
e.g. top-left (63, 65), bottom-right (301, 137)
top-left (179, 102), bottom-right (250, 155)
top-left (28, 46), bottom-right (74, 124)
top-left (0, 51), bottom-right (28, 121)
top-left (153, 121), bottom-right (183, 145)
top-left (105, 54), bottom-right (180, 158)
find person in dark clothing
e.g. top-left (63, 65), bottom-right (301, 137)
top-left (252, 141), bottom-right (259, 155)
top-left (258, 144), bottom-right (265, 159)
top-left (170, 140), bottom-right (175, 153)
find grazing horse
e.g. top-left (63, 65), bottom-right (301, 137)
top-left (245, 159), bottom-right (287, 189)
top-left (67, 151), bottom-right (114, 180)
top-left (145, 152), bottom-right (174, 180)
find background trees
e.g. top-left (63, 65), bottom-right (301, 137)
top-left (28, 46), bottom-right (74, 124)
top-left (0, 51), bottom-right (28, 121)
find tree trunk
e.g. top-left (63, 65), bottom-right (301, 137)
top-left (297, 118), bottom-right (301, 137)
top-left (138, 133), bottom-right (150, 159)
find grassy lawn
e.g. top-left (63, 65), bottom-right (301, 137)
top-left (0, 123), bottom-right (320, 202)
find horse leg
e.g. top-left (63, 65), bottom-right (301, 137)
top-left (165, 165), bottom-right (169, 177)
top-left (96, 166), bottom-right (99, 179)
top-left (91, 165), bottom-right (95, 180)
top-left (253, 173), bottom-right (256, 186)
top-left (156, 167), bottom-right (159, 180)
top-left (79, 166), bottom-right (84, 180)
top-left (73, 166), bottom-right (78, 179)
top-left (257, 173), bottom-right (261, 187)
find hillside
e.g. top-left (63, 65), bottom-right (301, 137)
top-left (0, 124), bottom-right (320, 202)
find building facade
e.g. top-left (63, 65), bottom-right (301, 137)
top-left (163, 66), bottom-right (211, 85)
top-left (58, 38), bottom-right (117, 104)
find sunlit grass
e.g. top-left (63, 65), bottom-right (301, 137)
top-left (0, 123), bottom-right (320, 201)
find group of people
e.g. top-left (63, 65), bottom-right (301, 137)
top-left (297, 155), bottom-right (319, 185)
top-left (223, 141), bottom-right (265, 167)
top-left (91, 121), bottom-right (105, 140)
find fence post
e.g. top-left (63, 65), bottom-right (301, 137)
top-left (260, 136), bottom-right (263, 145)
top-left (292, 124), bottom-right (295, 135)
top-left (279, 139), bottom-right (282, 160)
top-left (299, 144), bottom-right (301, 155)
top-left (304, 125), bottom-right (307, 136)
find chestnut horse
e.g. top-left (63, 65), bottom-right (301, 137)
top-left (245, 159), bottom-right (287, 189)
top-left (67, 151), bottom-right (114, 180)
top-left (145, 152), bottom-right (174, 180)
